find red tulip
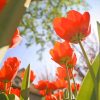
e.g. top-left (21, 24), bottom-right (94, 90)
top-left (54, 91), bottom-right (63, 100)
top-left (0, 81), bottom-right (11, 91)
top-left (9, 29), bottom-right (22, 48)
top-left (0, 0), bottom-right (6, 12)
top-left (50, 41), bottom-right (77, 66)
top-left (54, 79), bottom-right (68, 89)
top-left (34, 80), bottom-right (48, 90)
top-left (45, 91), bottom-right (63, 100)
top-left (34, 79), bottom-right (67, 96)
top-left (20, 70), bottom-right (35, 83)
top-left (45, 94), bottom-right (57, 100)
top-left (10, 88), bottom-right (21, 97)
top-left (0, 57), bottom-right (21, 82)
top-left (35, 80), bottom-right (57, 90)
top-left (71, 83), bottom-right (80, 92)
top-left (34, 80), bottom-right (57, 96)
top-left (30, 70), bottom-right (35, 83)
top-left (56, 66), bottom-right (73, 79)
top-left (53, 10), bottom-right (90, 43)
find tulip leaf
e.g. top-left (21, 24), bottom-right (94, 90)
top-left (0, 93), bottom-right (9, 100)
top-left (8, 94), bottom-right (19, 100)
top-left (0, 0), bottom-right (31, 48)
top-left (97, 22), bottom-right (100, 41)
top-left (20, 64), bottom-right (30, 100)
top-left (76, 54), bottom-right (100, 100)
top-left (98, 67), bottom-right (100, 100)
top-left (0, 45), bottom-right (9, 61)
top-left (91, 67), bottom-right (100, 100)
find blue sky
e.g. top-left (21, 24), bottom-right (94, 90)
top-left (0, 0), bottom-right (100, 83)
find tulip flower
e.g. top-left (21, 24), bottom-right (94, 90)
top-left (9, 29), bottom-right (22, 48)
top-left (50, 41), bottom-right (77, 66)
top-left (20, 70), bottom-right (35, 83)
top-left (34, 80), bottom-right (57, 96)
top-left (0, 81), bottom-right (11, 91)
top-left (56, 66), bottom-right (73, 79)
top-left (71, 83), bottom-right (80, 93)
top-left (0, 57), bottom-right (21, 82)
top-left (10, 88), bottom-right (21, 97)
top-left (53, 10), bottom-right (90, 43)
top-left (54, 79), bottom-right (68, 89)
top-left (34, 79), bottom-right (67, 96)
top-left (45, 91), bottom-right (63, 100)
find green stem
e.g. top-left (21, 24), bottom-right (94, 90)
top-left (78, 40), bottom-right (98, 100)
top-left (71, 69), bottom-right (77, 97)
top-left (64, 89), bottom-right (68, 100)
top-left (78, 40), bottom-right (95, 82)
top-left (66, 65), bottom-right (71, 100)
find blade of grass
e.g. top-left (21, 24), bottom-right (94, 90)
top-left (20, 64), bottom-right (30, 100)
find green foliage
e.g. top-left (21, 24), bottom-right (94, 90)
top-left (76, 53), bottom-right (100, 99)
top-left (0, 93), bottom-right (9, 100)
top-left (20, 65), bottom-right (30, 100)
top-left (98, 67), bottom-right (100, 100)
top-left (97, 21), bottom-right (100, 100)
top-left (20, 0), bottom-right (86, 47)
top-left (97, 22), bottom-right (100, 41)
top-left (0, 0), bottom-right (27, 48)
top-left (8, 94), bottom-right (19, 100)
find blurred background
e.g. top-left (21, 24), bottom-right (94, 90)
top-left (0, 0), bottom-right (100, 84)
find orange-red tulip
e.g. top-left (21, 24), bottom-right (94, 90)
top-left (34, 80), bottom-right (48, 90)
top-left (0, 57), bottom-right (21, 82)
top-left (20, 70), bottom-right (35, 83)
top-left (34, 79), bottom-right (67, 96)
top-left (50, 41), bottom-right (77, 66)
top-left (53, 10), bottom-right (90, 43)
top-left (71, 83), bottom-right (80, 92)
top-left (9, 29), bottom-right (22, 48)
top-left (34, 80), bottom-right (57, 90)
top-left (45, 91), bottom-right (63, 100)
top-left (56, 66), bottom-right (73, 79)
top-left (54, 79), bottom-right (68, 89)
top-left (34, 80), bottom-right (58, 96)
top-left (10, 88), bottom-right (21, 97)
top-left (30, 70), bottom-right (35, 83)
top-left (0, 81), bottom-right (11, 91)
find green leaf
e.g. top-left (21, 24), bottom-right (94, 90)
top-left (20, 64), bottom-right (30, 100)
top-left (8, 94), bottom-right (19, 100)
top-left (0, 45), bottom-right (9, 61)
top-left (0, 93), bottom-right (9, 100)
top-left (97, 22), bottom-right (100, 41)
top-left (0, 0), bottom-right (31, 48)
top-left (91, 66), bottom-right (100, 100)
top-left (98, 67), bottom-right (100, 100)
top-left (76, 54), bottom-right (100, 100)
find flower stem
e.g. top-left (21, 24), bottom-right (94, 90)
top-left (71, 69), bottom-right (77, 97)
top-left (8, 82), bottom-right (12, 94)
top-left (4, 82), bottom-right (7, 93)
top-left (78, 40), bottom-right (95, 82)
top-left (66, 65), bottom-right (71, 100)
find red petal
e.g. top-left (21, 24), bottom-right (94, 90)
top-left (53, 18), bottom-right (65, 37)
top-left (9, 29), bottom-right (22, 48)
top-left (67, 10), bottom-right (82, 22)
top-left (0, 0), bottom-right (6, 12)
